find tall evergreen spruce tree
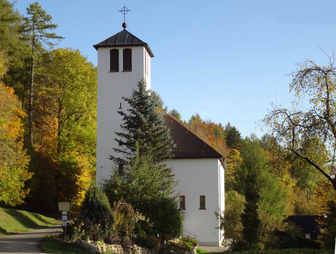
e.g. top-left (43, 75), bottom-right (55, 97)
top-left (106, 80), bottom-right (179, 240)
top-left (239, 136), bottom-right (262, 250)
top-left (241, 169), bottom-right (260, 249)
top-left (110, 79), bottom-right (174, 171)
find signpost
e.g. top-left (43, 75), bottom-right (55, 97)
top-left (58, 201), bottom-right (70, 241)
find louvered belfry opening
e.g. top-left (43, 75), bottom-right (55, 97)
top-left (110, 49), bottom-right (119, 72)
top-left (123, 48), bottom-right (132, 71)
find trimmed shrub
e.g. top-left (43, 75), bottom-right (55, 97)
top-left (80, 184), bottom-right (114, 239)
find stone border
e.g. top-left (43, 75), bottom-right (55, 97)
top-left (76, 240), bottom-right (197, 254)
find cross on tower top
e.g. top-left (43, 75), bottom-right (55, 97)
top-left (119, 5), bottom-right (130, 29)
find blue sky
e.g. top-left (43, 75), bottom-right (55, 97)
top-left (12, 0), bottom-right (336, 138)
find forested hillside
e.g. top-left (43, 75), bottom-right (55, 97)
top-left (0, 1), bottom-right (96, 211)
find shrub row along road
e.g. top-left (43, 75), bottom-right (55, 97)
top-left (0, 225), bottom-right (61, 253)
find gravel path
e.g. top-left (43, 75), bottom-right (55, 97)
top-left (0, 225), bottom-right (62, 254)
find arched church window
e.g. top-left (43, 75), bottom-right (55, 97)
top-left (123, 48), bottom-right (132, 71)
top-left (110, 49), bottom-right (119, 72)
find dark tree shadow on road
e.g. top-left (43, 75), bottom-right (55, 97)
top-left (0, 227), bottom-right (7, 235)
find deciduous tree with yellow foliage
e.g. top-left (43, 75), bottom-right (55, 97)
top-left (0, 52), bottom-right (32, 205)
top-left (23, 48), bottom-right (97, 211)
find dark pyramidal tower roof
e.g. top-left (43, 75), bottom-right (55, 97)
top-left (93, 29), bottom-right (154, 57)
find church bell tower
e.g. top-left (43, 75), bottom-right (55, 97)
top-left (94, 8), bottom-right (154, 184)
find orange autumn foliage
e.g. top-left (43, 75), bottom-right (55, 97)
top-left (187, 114), bottom-right (229, 157)
top-left (0, 81), bottom-right (32, 205)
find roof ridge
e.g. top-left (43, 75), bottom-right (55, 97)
top-left (123, 29), bottom-right (146, 44)
top-left (164, 114), bottom-right (223, 158)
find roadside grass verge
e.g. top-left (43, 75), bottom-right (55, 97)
top-left (0, 207), bottom-right (59, 236)
top-left (39, 237), bottom-right (94, 254)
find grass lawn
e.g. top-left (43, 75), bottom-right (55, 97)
top-left (39, 237), bottom-right (95, 254)
top-left (0, 207), bottom-right (59, 236)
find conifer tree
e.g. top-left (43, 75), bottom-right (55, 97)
top-left (241, 169), bottom-right (260, 249)
top-left (110, 79), bottom-right (174, 171)
top-left (21, 2), bottom-right (63, 147)
top-left (225, 124), bottom-right (242, 150)
top-left (240, 136), bottom-right (262, 249)
top-left (106, 81), bottom-right (178, 240)
top-left (0, 0), bottom-right (30, 106)
top-left (80, 184), bottom-right (114, 234)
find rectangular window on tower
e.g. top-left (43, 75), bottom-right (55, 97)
top-left (145, 52), bottom-right (147, 76)
top-left (110, 49), bottom-right (119, 72)
top-left (180, 195), bottom-right (186, 210)
top-left (199, 195), bottom-right (206, 210)
top-left (123, 48), bottom-right (132, 71)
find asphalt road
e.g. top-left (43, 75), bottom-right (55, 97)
top-left (0, 225), bottom-right (62, 254)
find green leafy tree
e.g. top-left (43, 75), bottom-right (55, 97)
top-left (21, 2), bottom-right (63, 147)
top-left (261, 58), bottom-right (336, 191)
top-left (110, 80), bottom-right (174, 175)
top-left (231, 136), bottom-right (287, 250)
top-left (36, 48), bottom-right (97, 157)
top-left (215, 190), bottom-right (245, 246)
top-left (289, 137), bottom-right (329, 196)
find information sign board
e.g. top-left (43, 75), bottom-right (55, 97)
top-left (58, 202), bottom-right (70, 211)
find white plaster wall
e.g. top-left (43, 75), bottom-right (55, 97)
top-left (96, 46), bottom-right (151, 184)
top-left (218, 161), bottom-right (225, 243)
top-left (167, 158), bottom-right (224, 246)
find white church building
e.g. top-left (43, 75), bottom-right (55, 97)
top-left (94, 22), bottom-right (225, 246)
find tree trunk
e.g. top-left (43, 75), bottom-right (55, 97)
top-left (28, 31), bottom-right (35, 148)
